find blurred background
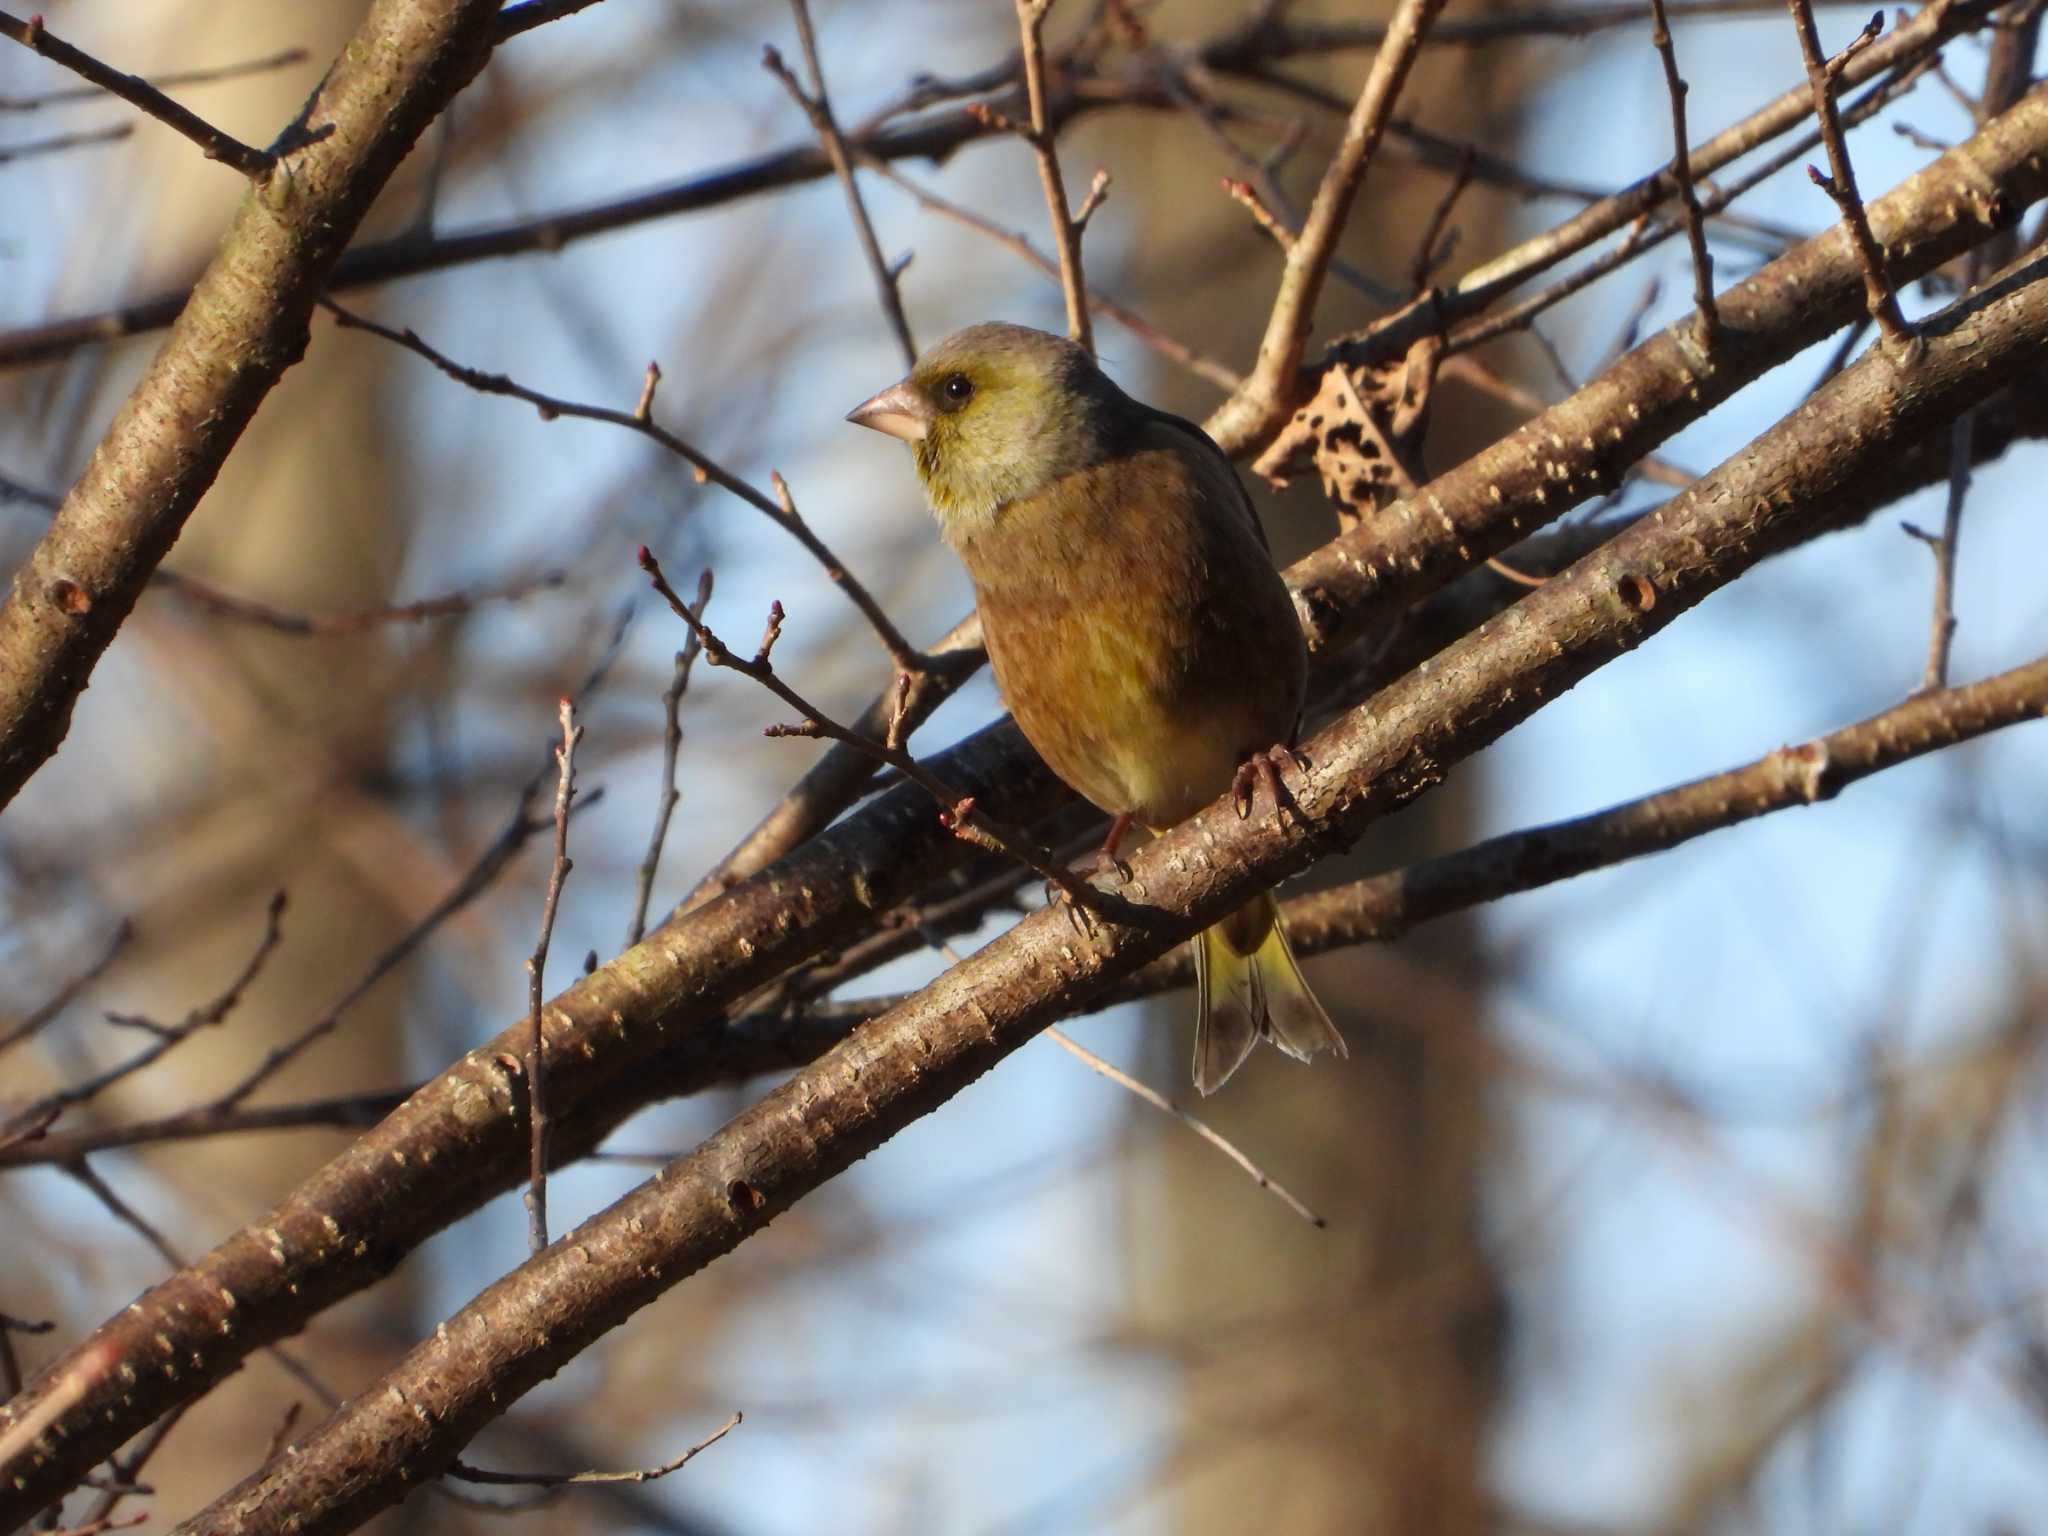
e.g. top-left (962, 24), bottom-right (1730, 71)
top-left (3, 0), bottom-right (2045, 1531)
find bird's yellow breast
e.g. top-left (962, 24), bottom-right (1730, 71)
top-left (955, 434), bottom-right (1305, 828)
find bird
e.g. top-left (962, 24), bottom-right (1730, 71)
top-left (847, 321), bottom-right (1346, 1094)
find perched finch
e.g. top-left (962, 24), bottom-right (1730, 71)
top-left (848, 322), bottom-right (1346, 1093)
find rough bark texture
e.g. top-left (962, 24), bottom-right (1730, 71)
top-left (162, 245), bottom-right (2048, 1536)
top-left (4, 85), bottom-right (2046, 1526)
top-left (0, 0), bottom-right (506, 811)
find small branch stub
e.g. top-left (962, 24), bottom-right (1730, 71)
top-left (1648, 0), bottom-right (1720, 346)
top-left (1787, 1), bottom-right (1916, 357)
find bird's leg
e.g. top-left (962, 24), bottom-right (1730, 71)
top-left (1095, 812), bottom-right (1135, 884)
top-left (1231, 743), bottom-right (1312, 828)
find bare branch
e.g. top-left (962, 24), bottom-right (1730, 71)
top-left (0, 9), bottom-right (273, 177)
top-left (0, 0), bottom-right (509, 813)
top-left (6, 96), bottom-right (2045, 1520)
top-left (1222, 175), bottom-right (1298, 252)
top-left (445, 1411), bottom-right (739, 1490)
top-left (860, 153), bottom-right (1238, 390)
top-left (1206, 0), bottom-right (1449, 451)
top-left (1279, 0), bottom-right (1998, 445)
top-left (1788, 3), bottom-right (1916, 354)
top-left (152, 249), bottom-right (2048, 1536)
top-left (150, 568), bottom-right (567, 635)
top-left (1013, 0), bottom-right (1094, 353)
top-left (0, 0), bottom-right (1989, 374)
top-left (210, 616), bottom-right (629, 1112)
top-left (1285, 82), bottom-right (2048, 656)
top-left (636, 552), bottom-right (1151, 927)
top-left (0, 920), bottom-right (132, 1057)
top-left (524, 702), bottom-right (583, 1255)
top-left (628, 569), bottom-right (712, 947)
top-left (1044, 1027), bottom-right (1327, 1226)
top-left (0, 44), bottom-right (306, 112)
top-left (1648, 0), bottom-right (1720, 344)
top-left (322, 300), bottom-right (927, 675)
top-left (2, 896), bottom-right (285, 1144)
top-left (763, 0), bottom-right (917, 367)
top-left (0, 121), bottom-right (128, 165)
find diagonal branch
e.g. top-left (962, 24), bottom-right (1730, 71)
top-left (1788, 2), bottom-right (1916, 354)
top-left (0, 0), bottom-right (1987, 374)
top-left (1648, 0), bottom-right (1719, 344)
top-left (5, 90), bottom-right (2045, 1525)
top-left (0, 9), bottom-right (273, 178)
top-left (1012, 0), bottom-right (1095, 353)
top-left (1205, 0), bottom-right (1450, 451)
top-left (763, 0), bottom-right (917, 367)
top-left (161, 247), bottom-right (2048, 1536)
top-left (0, 0), bottom-right (509, 815)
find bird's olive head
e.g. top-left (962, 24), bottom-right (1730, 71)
top-left (847, 322), bottom-right (1126, 542)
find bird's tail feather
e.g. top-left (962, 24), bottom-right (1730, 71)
top-left (1191, 890), bottom-right (1346, 1095)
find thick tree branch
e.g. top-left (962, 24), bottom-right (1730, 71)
top-left (1256, 0), bottom-right (2005, 452)
top-left (0, 0), bottom-right (507, 813)
top-left (164, 247), bottom-right (2048, 1536)
top-left (4, 87), bottom-right (2045, 1525)
top-left (1282, 85), bottom-right (2048, 656)
top-left (694, 83), bottom-right (2048, 906)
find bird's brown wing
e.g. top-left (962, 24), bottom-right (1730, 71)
top-left (1133, 407), bottom-right (1273, 555)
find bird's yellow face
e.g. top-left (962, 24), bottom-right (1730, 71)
top-left (847, 322), bottom-right (1124, 544)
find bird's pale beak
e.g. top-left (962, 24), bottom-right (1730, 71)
top-left (845, 379), bottom-right (931, 443)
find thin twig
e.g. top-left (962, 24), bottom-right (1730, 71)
top-left (1648, 0), bottom-right (1720, 345)
top-left (1, 898), bottom-right (283, 1142)
top-left (765, 0), bottom-right (917, 367)
top-left (1013, 0), bottom-right (1095, 353)
top-left (0, 0), bottom-right (1990, 373)
top-left (1904, 413), bottom-right (1971, 691)
top-left (1408, 144), bottom-right (1475, 292)
top-left (151, 567), bottom-right (567, 635)
top-left (1206, 0), bottom-right (1450, 451)
top-left (1444, 53), bottom-right (1932, 356)
top-left (628, 569), bottom-right (711, 947)
top-left (1044, 1027), bottom-right (1326, 1225)
top-left (0, 122), bottom-right (128, 165)
top-left (637, 549), bottom-right (1159, 929)
top-left (859, 153), bottom-right (1239, 391)
top-left (0, 10), bottom-right (273, 178)
top-left (1900, 0), bottom-right (2039, 695)
top-left (447, 1411), bottom-right (740, 1488)
top-left (1222, 176), bottom-right (1298, 251)
top-left (914, 920), bottom-right (1325, 1224)
top-left (525, 700), bottom-right (582, 1255)
top-left (210, 611), bottom-right (631, 1110)
top-left (0, 919), bottom-right (133, 1056)
top-left (0, 44), bottom-right (306, 112)
top-left (1787, 3), bottom-right (1915, 355)
top-left (5, 466), bottom-right (567, 634)
top-left (321, 298), bottom-right (928, 674)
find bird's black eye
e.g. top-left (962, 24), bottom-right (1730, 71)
top-left (940, 373), bottom-right (975, 406)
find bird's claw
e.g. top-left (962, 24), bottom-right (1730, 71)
top-left (1044, 876), bottom-right (1100, 937)
top-left (1231, 744), bottom-right (1310, 829)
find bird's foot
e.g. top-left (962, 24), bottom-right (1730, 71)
top-left (1231, 744), bottom-right (1311, 828)
top-left (1042, 871), bottom-right (1101, 938)
top-left (1094, 811), bottom-right (1135, 885)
